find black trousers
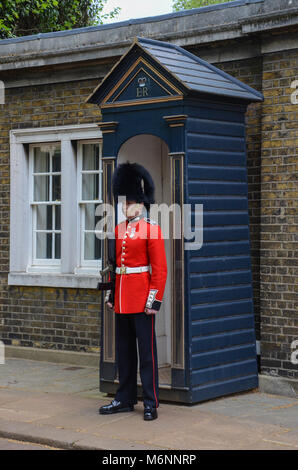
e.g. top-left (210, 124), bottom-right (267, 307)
top-left (114, 312), bottom-right (159, 409)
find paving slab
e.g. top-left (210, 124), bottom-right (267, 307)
top-left (195, 392), bottom-right (298, 427)
top-left (0, 358), bottom-right (99, 394)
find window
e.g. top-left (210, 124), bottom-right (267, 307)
top-left (77, 140), bottom-right (103, 273)
top-left (29, 143), bottom-right (61, 270)
top-left (9, 124), bottom-right (104, 288)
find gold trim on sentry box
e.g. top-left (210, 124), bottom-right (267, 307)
top-left (170, 154), bottom-right (185, 370)
top-left (85, 37), bottom-right (189, 105)
top-left (111, 66), bottom-right (175, 103)
top-left (102, 96), bottom-right (184, 109)
top-left (85, 37), bottom-right (139, 104)
top-left (102, 56), bottom-right (183, 105)
top-left (102, 158), bottom-right (116, 363)
top-left (164, 114), bottom-right (188, 121)
top-left (97, 121), bottom-right (118, 133)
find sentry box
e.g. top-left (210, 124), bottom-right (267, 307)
top-left (86, 37), bottom-right (264, 404)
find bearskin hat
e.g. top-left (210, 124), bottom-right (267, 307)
top-left (112, 160), bottom-right (155, 212)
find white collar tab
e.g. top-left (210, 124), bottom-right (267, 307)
top-left (127, 208), bottom-right (147, 224)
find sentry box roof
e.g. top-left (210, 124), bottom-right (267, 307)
top-left (86, 36), bottom-right (264, 108)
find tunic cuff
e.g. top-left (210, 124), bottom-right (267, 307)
top-left (146, 289), bottom-right (162, 311)
top-left (151, 300), bottom-right (162, 311)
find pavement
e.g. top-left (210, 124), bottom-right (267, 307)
top-left (0, 358), bottom-right (297, 450)
top-left (0, 437), bottom-right (61, 450)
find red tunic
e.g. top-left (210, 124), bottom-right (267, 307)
top-left (113, 215), bottom-right (168, 314)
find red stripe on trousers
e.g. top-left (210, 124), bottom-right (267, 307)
top-left (151, 315), bottom-right (158, 408)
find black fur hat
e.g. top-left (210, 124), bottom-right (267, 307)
top-left (112, 160), bottom-right (155, 212)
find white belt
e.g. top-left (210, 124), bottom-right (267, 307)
top-left (116, 265), bottom-right (149, 274)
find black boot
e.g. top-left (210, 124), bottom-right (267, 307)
top-left (99, 399), bottom-right (134, 415)
top-left (144, 405), bottom-right (158, 421)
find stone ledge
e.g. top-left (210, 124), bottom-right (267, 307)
top-left (4, 345), bottom-right (99, 368)
top-left (258, 374), bottom-right (298, 399)
top-left (0, 418), bottom-right (161, 450)
top-left (7, 272), bottom-right (101, 289)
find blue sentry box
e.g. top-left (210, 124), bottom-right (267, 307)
top-left (86, 37), bottom-right (263, 404)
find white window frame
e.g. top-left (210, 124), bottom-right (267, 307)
top-left (76, 139), bottom-right (103, 274)
top-left (8, 124), bottom-right (104, 288)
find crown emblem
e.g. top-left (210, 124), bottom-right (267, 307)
top-left (138, 77), bottom-right (147, 87)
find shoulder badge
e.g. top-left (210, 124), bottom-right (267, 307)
top-left (144, 217), bottom-right (157, 225)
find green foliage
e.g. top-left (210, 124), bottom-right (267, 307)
top-left (0, 0), bottom-right (121, 39)
top-left (173, 0), bottom-right (235, 12)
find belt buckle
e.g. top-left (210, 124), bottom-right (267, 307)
top-left (120, 266), bottom-right (126, 274)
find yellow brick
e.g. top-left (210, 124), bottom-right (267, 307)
top-left (263, 71), bottom-right (281, 79)
top-left (263, 89), bottom-right (281, 97)
top-left (262, 140), bottom-right (283, 148)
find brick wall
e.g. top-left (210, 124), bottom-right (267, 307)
top-left (214, 52), bottom-right (297, 380)
top-left (259, 49), bottom-right (298, 380)
top-left (0, 79), bottom-right (103, 353)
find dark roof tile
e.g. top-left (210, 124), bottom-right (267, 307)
top-left (137, 36), bottom-right (264, 102)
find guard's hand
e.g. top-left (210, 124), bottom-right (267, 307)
top-left (144, 307), bottom-right (158, 315)
top-left (107, 302), bottom-right (114, 311)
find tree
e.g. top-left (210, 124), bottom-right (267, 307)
top-left (173, 0), bottom-right (235, 12)
top-left (0, 0), bottom-right (121, 39)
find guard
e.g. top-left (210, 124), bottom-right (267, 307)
top-left (99, 161), bottom-right (168, 421)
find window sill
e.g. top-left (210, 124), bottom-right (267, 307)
top-left (8, 272), bottom-right (102, 289)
